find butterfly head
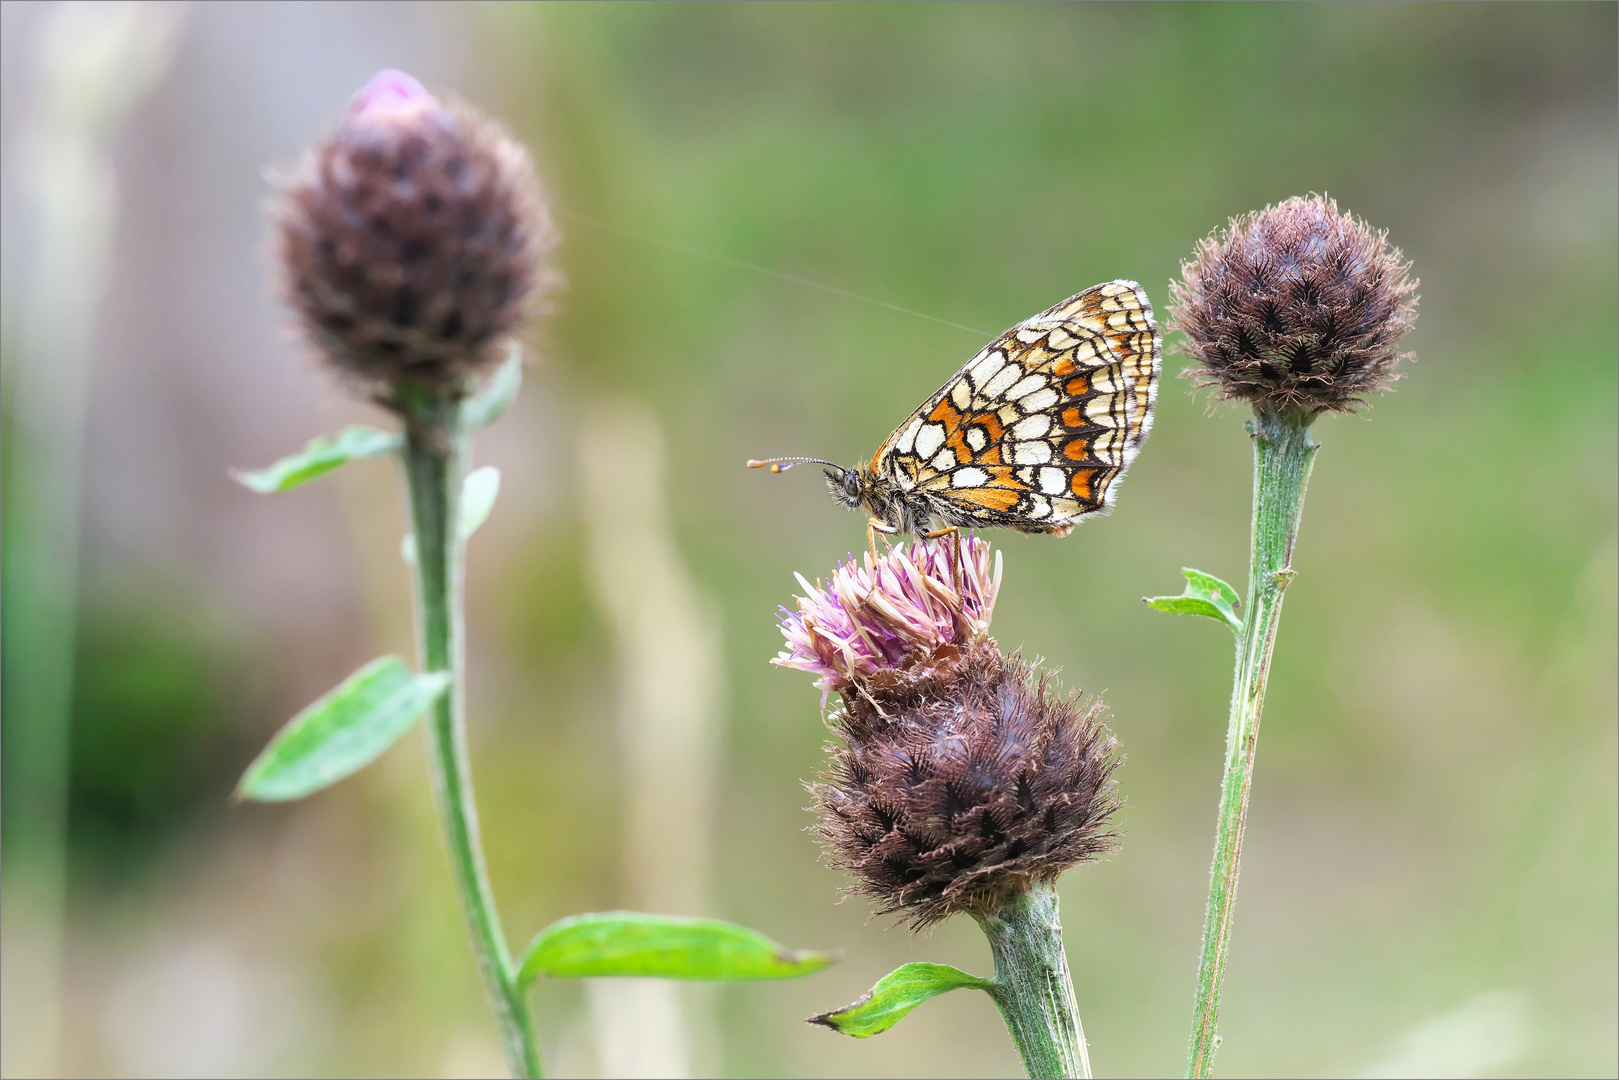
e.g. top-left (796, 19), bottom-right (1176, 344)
top-left (825, 464), bottom-right (863, 508)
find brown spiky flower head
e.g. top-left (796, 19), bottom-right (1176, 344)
top-left (1171, 194), bottom-right (1418, 414)
top-left (776, 537), bottom-right (1121, 927)
top-left (273, 70), bottom-right (557, 396)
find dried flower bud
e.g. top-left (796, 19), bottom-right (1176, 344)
top-left (273, 70), bottom-right (557, 393)
top-left (777, 538), bottom-right (1121, 927)
top-left (1170, 194), bottom-right (1418, 414)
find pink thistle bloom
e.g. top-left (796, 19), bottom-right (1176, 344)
top-left (774, 535), bottom-right (1002, 694)
top-left (351, 69), bottom-right (434, 119)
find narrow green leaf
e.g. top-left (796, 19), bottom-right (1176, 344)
top-left (809, 962), bottom-right (994, 1039)
top-left (518, 912), bottom-right (835, 987)
top-left (463, 342), bottom-right (523, 429)
top-left (1144, 595), bottom-right (1230, 620)
top-left (236, 656), bottom-right (449, 802)
top-left (1144, 566), bottom-right (1244, 634)
top-left (460, 466), bottom-right (500, 539)
top-left (230, 425), bottom-right (400, 494)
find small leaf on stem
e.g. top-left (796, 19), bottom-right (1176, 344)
top-left (460, 466), bottom-right (500, 539)
top-left (230, 425), bottom-right (400, 493)
top-left (809, 962), bottom-right (994, 1038)
top-left (517, 912), bottom-right (835, 987)
top-left (403, 465), bottom-right (502, 562)
top-left (462, 342), bottom-right (523, 429)
top-left (1144, 567), bottom-right (1244, 635)
top-left (235, 656), bottom-right (449, 802)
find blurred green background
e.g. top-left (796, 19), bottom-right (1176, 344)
top-left (2, 2), bottom-right (1614, 1077)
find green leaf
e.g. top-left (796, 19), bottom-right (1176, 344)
top-left (518, 912), bottom-right (835, 988)
top-left (1144, 567), bottom-right (1244, 635)
top-left (463, 342), bottom-right (523, 429)
top-left (230, 425), bottom-right (400, 494)
top-left (809, 962), bottom-right (995, 1039)
top-left (403, 466), bottom-right (502, 563)
top-left (235, 656), bottom-right (449, 802)
top-left (460, 466), bottom-right (500, 539)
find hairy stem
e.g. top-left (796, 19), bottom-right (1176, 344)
top-left (977, 882), bottom-right (1091, 1079)
top-left (401, 390), bottom-right (543, 1079)
top-left (1185, 405), bottom-right (1319, 1078)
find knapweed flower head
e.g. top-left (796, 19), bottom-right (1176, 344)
top-left (775, 536), bottom-right (1121, 927)
top-left (775, 535), bottom-right (1001, 696)
top-left (273, 70), bottom-right (558, 395)
top-left (1170, 194), bottom-right (1418, 414)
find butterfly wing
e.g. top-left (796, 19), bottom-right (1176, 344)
top-left (873, 280), bottom-right (1161, 533)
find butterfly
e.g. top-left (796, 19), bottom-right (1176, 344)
top-left (750, 280), bottom-right (1161, 555)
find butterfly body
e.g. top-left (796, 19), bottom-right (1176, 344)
top-left (755, 280), bottom-right (1161, 543)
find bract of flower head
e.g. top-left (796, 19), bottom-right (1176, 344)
top-left (1170, 193), bottom-right (1418, 414)
top-left (774, 534), bottom-right (1001, 693)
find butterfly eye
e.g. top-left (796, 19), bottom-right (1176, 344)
top-left (843, 471), bottom-right (861, 499)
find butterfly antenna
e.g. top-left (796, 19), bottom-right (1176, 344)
top-left (747, 456), bottom-right (842, 475)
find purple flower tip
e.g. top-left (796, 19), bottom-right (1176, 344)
top-left (774, 534), bottom-right (1002, 693)
top-left (353, 69), bottom-right (432, 117)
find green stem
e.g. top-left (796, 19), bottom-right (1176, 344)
top-left (401, 391), bottom-right (543, 1079)
top-left (976, 882), bottom-right (1091, 1079)
top-left (1185, 405), bottom-right (1319, 1079)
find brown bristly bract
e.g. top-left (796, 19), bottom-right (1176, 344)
top-left (1170, 194), bottom-right (1418, 414)
top-left (810, 644), bottom-right (1121, 929)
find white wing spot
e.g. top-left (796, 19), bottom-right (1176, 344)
top-left (1006, 374), bottom-right (1046, 400)
top-left (1012, 441), bottom-right (1053, 465)
top-left (1012, 414), bottom-right (1052, 439)
top-left (951, 467), bottom-right (990, 488)
top-left (983, 364), bottom-right (1020, 398)
top-left (1085, 397), bottom-right (1123, 427)
top-left (968, 352), bottom-right (1004, 388)
top-left (950, 379), bottom-right (973, 410)
top-left (931, 449), bottom-right (956, 471)
top-left (1019, 388), bottom-right (1058, 412)
top-left (896, 418), bottom-right (922, 455)
top-left (915, 423), bottom-right (946, 459)
top-left (1026, 496), bottom-right (1051, 518)
top-left (1038, 467), bottom-right (1066, 495)
top-left (965, 426), bottom-right (988, 452)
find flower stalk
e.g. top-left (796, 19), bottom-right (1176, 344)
top-left (400, 387), bottom-right (542, 1078)
top-left (1167, 195), bottom-right (1415, 1075)
top-left (1185, 405), bottom-right (1317, 1078)
top-left (978, 881), bottom-right (1091, 1079)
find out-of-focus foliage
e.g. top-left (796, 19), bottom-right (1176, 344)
top-left (1, 3), bottom-right (1612, 1077)
top-left (66, 585), bottom-right (253, 884)
top-left (518, 912), bottom-right (834, 984)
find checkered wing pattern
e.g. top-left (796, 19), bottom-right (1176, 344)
top-left (873, 280), bottom-right (1161, 533)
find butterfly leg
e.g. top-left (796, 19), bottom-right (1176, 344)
top-left (866, 518), bottom-right (899, 563)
